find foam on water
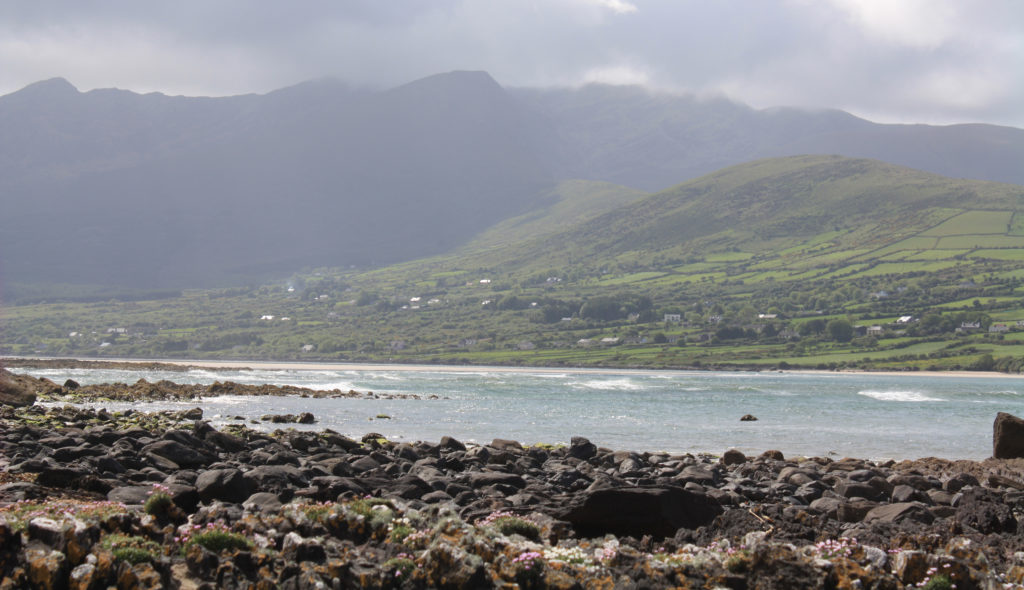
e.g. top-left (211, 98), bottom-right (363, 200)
top-left (858, 390), bottom-right (944, 402)
top-left (570, 378), bottom-right (644, 391)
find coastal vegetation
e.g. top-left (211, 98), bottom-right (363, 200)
top-left (4, 156), bottom-right (1024, 373)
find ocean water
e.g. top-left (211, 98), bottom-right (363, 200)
top-left (13, 364), bottom-right (1024, 460)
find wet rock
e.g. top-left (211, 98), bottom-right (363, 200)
top-left (740, 414), bottom-right (758, 421)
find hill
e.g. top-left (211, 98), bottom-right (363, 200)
top-left (8, 156), bottom-right (1024, 373)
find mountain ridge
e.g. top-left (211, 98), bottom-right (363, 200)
top-left (2, 71), bottom-right (1023, 297)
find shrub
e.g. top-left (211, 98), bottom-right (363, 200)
top-left (176, 522), bottom-right (252, 554)
top-left (101, 534), bottom-right (161, 564)
top-left (478, 511), bottom-right (541, 541)
top-left (143, 484), bottom-right (173, 516)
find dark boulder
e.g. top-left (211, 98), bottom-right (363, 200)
top-left (864, 502), bottom-right (935, 525)
top-left (721, 449), bottom-right (747, 466)
top-left (107, 485), bottom-right (156, 505)
top-left (993, 412), bottom-right (1024, 458)
top-left (568, 436), bottom-right (597, 460)
top-left (955, 487), bottom-right (1017, 533)
top-left (557, 486), bottom-right (722, 538)
top-left (196, 468), bottom-right (254, 503)
top-left (142, 440), bottom-right (216, 467)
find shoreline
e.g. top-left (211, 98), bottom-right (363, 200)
top-left (5, 354), bottom-right (1023, 380)
top-left (2, 400), bottom-right (1024, 588)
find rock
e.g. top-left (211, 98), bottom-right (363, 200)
top-left (141, 440), bottom-right (215, 467)
top-left (721, 449), bottom-right (747, 466)
top-left (558, 486), bottom-right (723, 538)
top-left (25, 548), bottom-right (69, 590)
top-left (63, 379), bottom-right (80, 390)
top-left (955, 487), bottom-right (1017, 533)
top-left (740, 414), bottom-right (758, 421)
top-left (297, 412), bottom-right (316, 424)
top-left (863, 502), bottom-right (935, 525)
top-left (439, 436), bottom-right (467, 451)
top-left (469, 471), bottom-right (527, 490)
top-left (244, 492), bottom-right (283, 513)
top-left (993, 412), bottom-right (1024, 458)
top-left (196, 468), bottom-right (253, 503)
top-left (568, 436), bottom-right (597, 460)
top-left (490, 438), bottom-right (523, 452)
top-left (0, 370), bottom-right (37, 407)
top-left (107, 485), bottom-right (154, 505)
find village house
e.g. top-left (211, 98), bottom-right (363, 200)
top-left (664, 313), bottom-right (682, 323)
top-left (990, 323), bottom-right (1010, 333)
top-left (866, 325), bottom-right (884, 336)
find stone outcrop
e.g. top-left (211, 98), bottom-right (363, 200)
top-left (993, 411), bottom-right (1024, 458)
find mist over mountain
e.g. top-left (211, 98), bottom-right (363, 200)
top-left (1, 71), bottom-right (1022, 297)
top-left (512, 84), bottom-right (1024, 191)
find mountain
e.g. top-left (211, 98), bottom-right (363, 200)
top-left (0, 72), bottom-right (557, 293)
top-left (512, 84), bottom-right (1024, 191)
top-left (2, 72), bottom-right (1023, 299)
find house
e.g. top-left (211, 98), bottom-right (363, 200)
top-left (896, 316), bottom-right (915, 324)
top-left (301, 344), bottom-right (315, 352)
top-left (600, 337), bottom-right (620, 346)
top-left (664, 314), bottom-right (682, 323)
top-left (960, 321), bottom-right (981, 330)
top-left (758, 313), bottom-right (778, 320)
top-left (577, 338), bottom-right (595, 347)
top-left (866, 326), bottom-right (884, 336)
top-left (778, 329), bottom-right (800, 340)
top-left (260, 315), bottom-right (275, 320)
top-left (990, 323), bottom-right (1009, 333)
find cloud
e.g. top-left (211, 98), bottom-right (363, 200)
top-left (0, 0), bottom-right (1020, 127)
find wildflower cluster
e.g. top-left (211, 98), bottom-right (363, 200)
top-left (810, 537), bottom-right (857, 560)
top-left (386, 516), bottom-right (415, 543)
top-left (512, 551), bottom-right (544, 570)
top-left (0, 499), bottom-right (128, 531)
top-left (477, 510), bottom-right (541, 541)
top-left (382, 553), bottom-right (417, 582)
top-left (917, 565), bottom-right (956, 589)
top-left (286, 500), bottom-right (335, 523)
top-left (175, 521), bottom-right (253, 554)
top-left (143, 483), bottom-right (173, 515)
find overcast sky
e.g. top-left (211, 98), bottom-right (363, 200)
top-left (1, 0), bottom-right (1021, 127)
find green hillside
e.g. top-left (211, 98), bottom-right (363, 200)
top-left (6, 156), bottom-right (1024, 373)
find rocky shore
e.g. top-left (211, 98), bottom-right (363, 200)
top-left (3, 372), bottom-right (1024, 588)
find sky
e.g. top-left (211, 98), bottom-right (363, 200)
top-left (0, 0), bottom-right (1021, 127)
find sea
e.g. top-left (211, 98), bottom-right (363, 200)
top-left (11, 363), bottom-right (1024, 461)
